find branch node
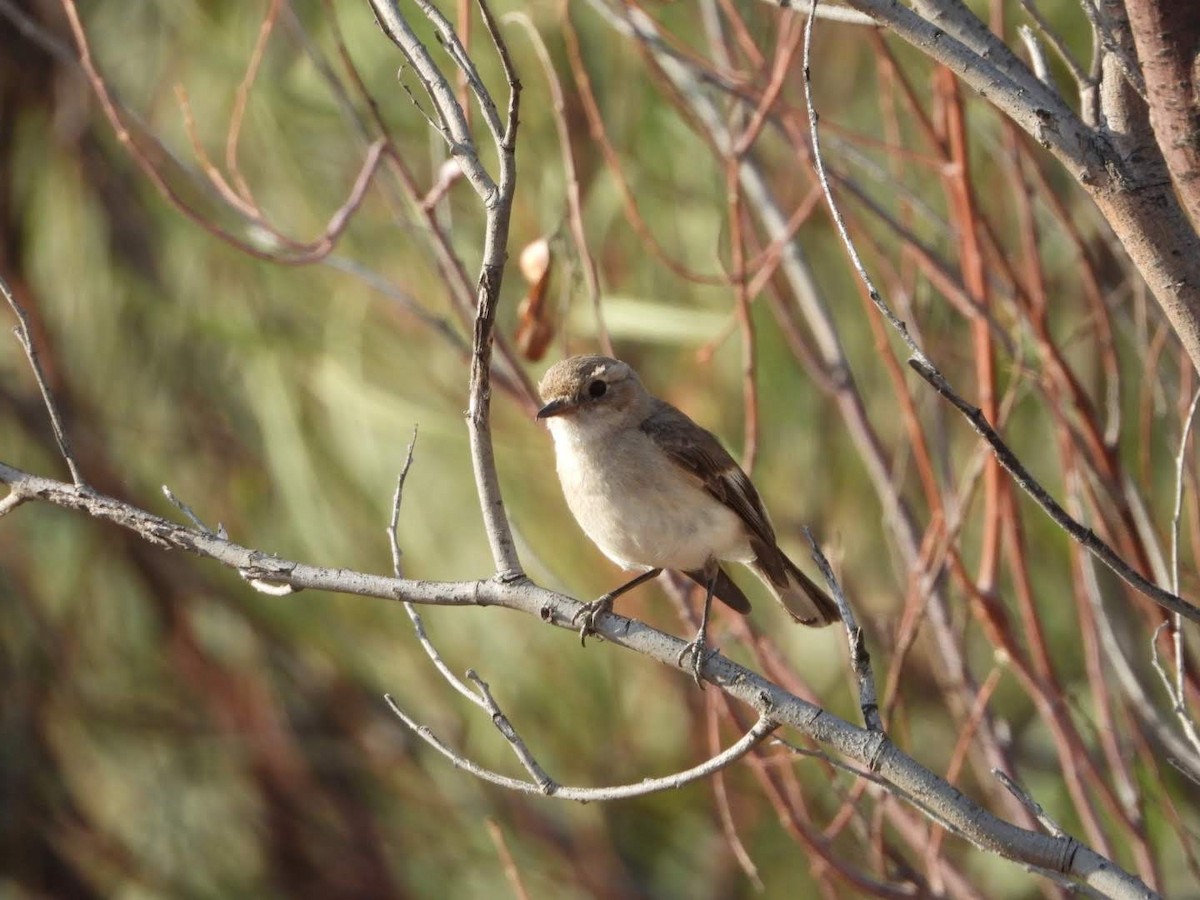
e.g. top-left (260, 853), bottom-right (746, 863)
top-left (161, 484), bottom-right (214, 534)
top-left (865, 731), bottom-right (890, 774)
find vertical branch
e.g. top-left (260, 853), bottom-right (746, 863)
top-left (725, 157), bottom-right (760, 473)
top-left (369, 0), bottom-right (523, 577)
top-left (1162, 389), bottom-right (1200, 753)
top-left (935, 69), bottom-right (1001, 597)
top-left (467, 0), bottom-right (523, 578)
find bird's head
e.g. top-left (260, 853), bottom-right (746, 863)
top-left (536, 355), bottom-right (647, 437)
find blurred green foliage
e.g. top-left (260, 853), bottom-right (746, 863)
top-left (1, 0), bottom-right (1196, 898)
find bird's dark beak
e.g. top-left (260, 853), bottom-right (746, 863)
top-left (536, 397), bottom-right (574, 419)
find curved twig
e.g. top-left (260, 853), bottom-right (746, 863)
top-left (386, 697), bottom-right (779, 800)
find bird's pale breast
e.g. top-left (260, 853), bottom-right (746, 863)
top-left (549, 419), bottom-right (751, 571)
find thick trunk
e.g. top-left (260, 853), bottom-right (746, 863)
top-left (1124, 0), bottom-right (1200, 229)
top-left (831, 0), bottom-right (1200, 374)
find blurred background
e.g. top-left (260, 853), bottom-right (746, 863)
top-left (1, 0), bottom-right (1197, 897)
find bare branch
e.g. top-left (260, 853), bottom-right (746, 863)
top-left (161, 485), bottom-right (216, 535)
top-left (0, 456), bottom-right (1159, 895)
top-left (368, 0), bottom-right (497, 199)
top-left (386, 694), bottom-right (779, 801)
top-left (369, 0), bottom-right (523, 577)
top-left (910, 357), bottom-right (1200, 627)
top-left (994, 770), bottom-right (1069, 839)
top-left (2, 278), bottom-right (85, 487)
top-left (387, 425), bottom-right (420, 578)
top-left (484, 819), bottom-right (531, 900)
top-left (805, 528), bottom-right (882, 732)
top-left (503, 10), bottom-right (613, 357)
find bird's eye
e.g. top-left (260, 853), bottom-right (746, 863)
top-left (587, 379), bottom-right (607, 399)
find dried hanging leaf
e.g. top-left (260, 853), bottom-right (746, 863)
top-left (515, 237), bottom-right (555, 361)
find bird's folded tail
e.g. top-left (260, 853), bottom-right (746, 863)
top-left (750, 547), bottom-right (840, 627)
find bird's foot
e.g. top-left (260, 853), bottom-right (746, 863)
top-left (676, 631), bottom-right (716, 689)
top-left (571, 594), bottom-right (614, 647)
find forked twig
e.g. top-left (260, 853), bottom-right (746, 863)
top-left (386, 695), bottom-right (779, 801)
top-left (369, 0), bottom-right (522, 577)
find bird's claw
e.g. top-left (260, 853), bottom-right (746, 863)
top-left (676, 638), bottom-right (716, 689)
top-left (571, 594), bottom-right (613, 647)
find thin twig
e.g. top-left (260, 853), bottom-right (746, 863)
top-left (382, 425), bottom-right (494, 707)
top-left (800, 0), bottom-right (927, 367)
top-left (707, 696), bottom-right (765, 891)
top-left (225, 0), bottom-right (283, 205)
top-left (161, 485), bottom-right (215, 534)
top-left (503, 11), bottom-right (613, 356)
top-left (387, 425), bottom-right (420, 578)
top-left (1071, 473), bottom-right (1200, 782)
top-left (1171, 390), bottom-right (1200, 700)
top-left (402, 602), bottom-right (484, 706)
top-left (484, 819), bottom-right (531, 900)
top-left (2, 277), bottom-right (85, 486)
top-left (800, 0), bottom-right (1200, 627)
top-left (804, 527), bottom-right (882, 732)
top-left (385, 695), bottom-right (778, 801)
top-left (910, 357), bottom-right (1200, 626)
top-left (466, 669), bottom-right (555, 791)
top-left (1017, 25), bottom-right (1051, 88)
top-left (1017, 0), bottom-right (1087, 88)
top-left (993, 770), bottom-right (1068, 839)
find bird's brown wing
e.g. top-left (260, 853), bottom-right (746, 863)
top-left (638, 399), bottom-right (779, 551)
top-left (641, 400), bottom-right (838, 625)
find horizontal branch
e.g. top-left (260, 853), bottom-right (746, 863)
top-left (0, 460), bottom-right (1156, 898)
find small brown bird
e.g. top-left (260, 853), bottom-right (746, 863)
top-left (536, 355), bottom-right (839, 680)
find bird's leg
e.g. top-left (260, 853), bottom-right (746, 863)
top-left (572, 568), bottom-right (663, 647)
top-left (676, 559), bottom-right (718, 688)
